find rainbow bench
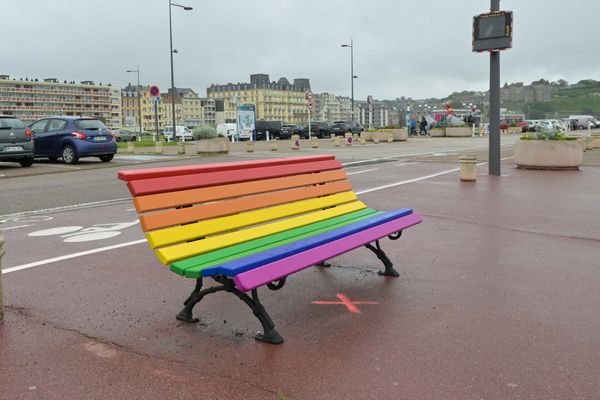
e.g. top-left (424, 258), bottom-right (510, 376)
top-left (118, 155), bottom-right (422, 344)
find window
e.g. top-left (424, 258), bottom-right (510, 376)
top-left (47, 119), bottom-right (67, 131)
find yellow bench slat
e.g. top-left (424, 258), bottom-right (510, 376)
top-left (147, 191), bottom-right (358, 249)
top-left (155, 200), bottom-right (367, 265)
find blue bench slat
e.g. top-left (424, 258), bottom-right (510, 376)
top-left (201, 208), bottom-right (413, 277)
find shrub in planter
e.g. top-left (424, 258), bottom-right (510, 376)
top-left (193, 126), bottom-right (218, 140)
top-left (515, 128), bottom-right (582, 170)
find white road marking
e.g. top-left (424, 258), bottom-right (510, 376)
top-left (0, 198), bottom-right (131, 221)
top-left (347, 168), bottom-right (378, 175)
top-left (2, 239), bottom-right (148, 275)
top-left (38, 163), bottom-right (82, 170)
top-left (356, 167), bottom-right (460, 195)
top-left (0, 224), bottom-right (32, 231)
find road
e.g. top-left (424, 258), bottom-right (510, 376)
top-left (5, 134), bottom-right (600, 400)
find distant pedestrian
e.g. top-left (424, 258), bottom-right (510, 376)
top-left (588, 120), bottom-right (594, 131)
top-left (419, 116), bottom-right (428, 135)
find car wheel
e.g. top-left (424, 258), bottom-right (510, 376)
top-left (131, 136), bottom-right (137, 142)
top-left (99, 154), bottom-right (114, 162)
top-left (62, 145), bottom-right (79, 164)
top-left (19, 157), bottom-right (34, 168)
top-left (116, 137), bottom-right (122, 142)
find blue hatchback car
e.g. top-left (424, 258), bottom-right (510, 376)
top-left (29, 117), bottom-right (117, 164)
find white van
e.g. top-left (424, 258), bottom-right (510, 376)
top-left (568, 115), bottom-right (596, 130)
top-left (216, 123), bottom-right (253, 141)
top-left (164, 125), bottom-right (192, 141)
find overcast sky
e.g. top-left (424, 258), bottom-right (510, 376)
top-left (4, 0), bottom-right (599, 100)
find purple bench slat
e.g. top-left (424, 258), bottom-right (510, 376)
top-left (233, 212), bottom-right (423, 292)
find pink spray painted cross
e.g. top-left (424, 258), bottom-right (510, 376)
top-left (312, 293), bottom-right (379, 314)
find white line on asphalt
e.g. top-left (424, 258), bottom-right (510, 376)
top-left (356, 167), bottom-right (460, 195)
top-left (0, 198), bottom-right (132, 221)
top-left (1, 239), bottom-right (148, 275)
top-left (0, 224), bottom-right (32, 231)
top-left (38, 163), bottom-right (82, 170)
top-left (347, 168), bottom-right (378, 175)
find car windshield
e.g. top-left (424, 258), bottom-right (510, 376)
top-left (0, 118), bottom-right (26, 129)
top-left (74, 119), bottom-right (107, 130)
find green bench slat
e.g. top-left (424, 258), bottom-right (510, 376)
top-left (170, 208), bottom-right (380, 278)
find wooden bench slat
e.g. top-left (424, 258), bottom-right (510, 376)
top-left (133, 169), bottom-right (348, 213)
top-left (233, 212), bottom-right (424, 292)
top-left (155, 201), bottom-right (367, 265)
top-left (118, 155), bottom-right (335, 182)
top-left (147, 191), bottom-right (358, 249)
top-left (127, 159), bottom-right (342, 196)
top-left (198, 209), bottom-right (414, 277)
top-left (170, 208), bottom-right (380, 278)
top-left (140, 180), bottom-right (353, 231)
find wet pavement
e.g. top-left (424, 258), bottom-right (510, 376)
top-left (1, 143), bottom-right (600, 399)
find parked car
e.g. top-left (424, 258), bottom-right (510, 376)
top-left (29, 117), bottom-right (117, 164)
top-left (255, 120), bottom-right (284, 140)
top-left (163, 125), bottom-right (193, 142)
top-left (330, 121), bottom-right (362, 135)
top-left (280, 124), bottom-right (304, 139)
top-left (302, 121), bottom-right (331, 138)
top-left (113, 129), bottom-right (138, 142)
top-left (0, 115), bottom-right (34, 167)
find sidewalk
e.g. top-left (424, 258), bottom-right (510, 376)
top-left (2, 151), bottom-right (600, 399)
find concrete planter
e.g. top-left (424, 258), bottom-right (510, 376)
top-left (514, 140), bottom-right (583, 170)
top-left (430, 129), bottom-right (445, 137)
top-left (196, 137), bottom-right (230, 154)
top-left (360, 131), bottom-right (373, 141)
top-left (446, 127), bottom-right (472, 137)
top-left (591, 133), bottom-right (600, 148)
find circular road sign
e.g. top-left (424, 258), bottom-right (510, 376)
top-left (307, 100), bottom-right (313, 110)
top-left (305, 90), bottom-right (313, 101)
top-left (149, 85), bottom-right (160, 97)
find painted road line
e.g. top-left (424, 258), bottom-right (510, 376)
top-left (356, 167), bottom-right (460, 195)
top-left (2, 239), bottom-right (148, 275)
top-left (38, 163), bottom-right (82, 170)
top-left (0, 198), bottom-right (132, 221)
top-left (346, 168), bottom-right (378, 176)
top-left (0, 224), bottom-right (32, 231)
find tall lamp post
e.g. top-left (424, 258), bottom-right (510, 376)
top-left (341, 39), bottom-right (356, 122)
top-left (169, 1), bottom-right (192, 140)
top-left (126, 66), bottom-right (142, 137)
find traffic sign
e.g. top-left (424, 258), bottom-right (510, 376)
top-left (149, 85), bottom-right (160, 97)
top-left (367, 95), bottom-right (373, 104)
top-left (305, 90), bottom-right (313, 101)
top-left (307, 100), bottom-right (313, 110)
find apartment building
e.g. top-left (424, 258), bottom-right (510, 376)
top-left (0, 74), bottom-right (121, 127)
top-left (207, 74), bottom-right (311, 124)
top-left (313, 93), bottom-right (355, 122)
top-left (122, 84), bottom-right (161, 132)
top-left (356, 101), bottom-right (390, 128)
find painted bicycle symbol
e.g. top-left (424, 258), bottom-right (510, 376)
top-left (28, 220), bottom-right (139, 243)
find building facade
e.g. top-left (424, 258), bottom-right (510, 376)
top-left (356, 101), bottom-right (390, 128)
top-left (207, 74), bottom-right (311, 124)
top-left (0, 75), bottom-right (121, 127)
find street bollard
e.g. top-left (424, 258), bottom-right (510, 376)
top-left (177, 141), bottom-right (185, 154)
top-left (266, 130), bottom-right (270, 142)
top-left (271, 139), bottom-right (278, 151)
top-left (459, 154), bottom-right (478, 181)
top-left (291, 134), bottom-right (300, 150)
top-left (387, 133), bottom-right (393, 143)
top-left (246, 141), bottom-right (254, 153)
top-left (127, 141), bottom-right (135, 153)
top-left (373, 134), bottom-right (380, 144)
top-left (155, 140), bottom-right (163, 154)
top-left (311, 138), bottom-right (319, 148)
top-left (334, 136), bottom-right (341, 147)
top-left (360, 137), bottom-right (367, 145)
top-left (345, 133), bottom-right (353, 146)
top-left (0, 232), bottom-right (4, 323)
top-left (330, 134), bottom-right (336, 140)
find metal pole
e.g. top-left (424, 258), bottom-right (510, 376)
top-left (0, 232), bottom-right (4, 323)
top-left (154, 98), bottom-right (159, 139)
top-left (489, 0), bottom-right (501, 176)
top-left (169, 0), bottom-right (177, 142)
top-left (308, 107), bottom-right (311, 139)
top-left (136, 66), bottom-right (142, 138)
top-left (350, 38), bottom-right (354, 122)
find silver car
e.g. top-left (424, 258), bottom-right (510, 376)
top-left (0, 116), bottom-right (34, 167)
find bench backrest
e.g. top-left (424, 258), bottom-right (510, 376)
top-left (118, 155), bottom-right (368, 267)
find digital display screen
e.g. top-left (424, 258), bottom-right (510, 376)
top-left (479, 15), bottom-right (506, 39)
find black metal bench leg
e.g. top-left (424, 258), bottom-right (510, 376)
top-left (176, 278), bottom-right (228, 323)
top-left (365, 239), bottom-right (400, 277)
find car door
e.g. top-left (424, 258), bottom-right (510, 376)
top-left (44, 119), bottom-right (69, 157)
top-left (29, 119), bottom-right (50, 156)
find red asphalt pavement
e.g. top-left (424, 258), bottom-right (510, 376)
top-left (1, 159), bottom-right (600, 399)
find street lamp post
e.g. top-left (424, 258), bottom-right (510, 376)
top-left (341, 39), bottom-right (356, 122)
top-left (126, 66), bottom-right (142, 137)
top-left (169, 1), bottom-right (192, 141)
